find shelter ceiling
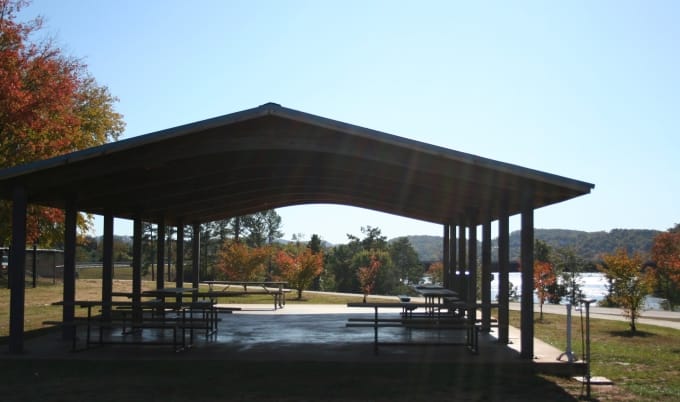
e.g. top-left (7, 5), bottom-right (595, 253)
top-left (0, 103), bottom-right (594, 226)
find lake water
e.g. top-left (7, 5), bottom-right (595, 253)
top-left (488, 272), bottom-right (666, 310)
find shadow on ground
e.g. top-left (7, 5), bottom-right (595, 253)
top-left (0, 359), bottom-right (580, 402)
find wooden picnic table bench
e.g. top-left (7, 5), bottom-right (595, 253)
top-left (200, 281), bottom-right (290, 309)
top-left (49, 299), bottom-right (219, 352)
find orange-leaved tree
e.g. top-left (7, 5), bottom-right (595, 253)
top-left (598, 248), bottom-right (656, 332)
top-left (215, 240), bottom-right (269, 284)
top-left (651, 226), bottom-right (680, 310)
top-left (274, 248), bottom-right (323, 299)
top-left (533, 261), bottom-right (556, 321)
top-left (357, 254), bottom-right (381, 302)
top-left (0, 0), bottom-right (124, 246)
top-left (426, 261), bottom-right (443, 285)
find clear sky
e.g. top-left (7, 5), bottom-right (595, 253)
top-left (18, 0), bottom-right (680, 244)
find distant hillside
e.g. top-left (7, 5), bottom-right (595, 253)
top-left (399, 229), bottom-right (661, 264)
top-left (394, 235), bottom-right (443, 262)
top-left (504, 228), bottom-right (661, 262)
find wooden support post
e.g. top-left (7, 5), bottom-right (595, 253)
top-left (192, 223), bottom-right (200, 302)
top-left (132, 217), bottom-right (142, 321)
top-left (458, 222), bottom-right (466, 297)
top-left (176, 222), bottom-right (184, 287)
top-left (31, 244), bottom-right (37, 289)
top-left (498, 205), bottom-right (510, 344)
top-left (467, 219), bottom-right (478, 328)
top-left (62, 199), bottom-right (77, 341)
top-left (175, 222), bottom-right (184, 304)
top-left (481, 220), bottom-right (492, 332)
top-left (156, 221), bottom-right (165, 289)
top-left (449, 223), bottom-right (457, 293)
top-left (101, 214), bottom-right (114, 321)
top-left (520, 193), bottom-right (535, 360)
top-left (467, 221), bottom-right (478, 300)
top-left (443, 224), bottom-right (450, 289)
top-left (9, 186), bottom-right (27, 354)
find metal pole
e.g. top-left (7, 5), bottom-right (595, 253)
top-left (7, 246), bottom-right (10, 289)
top-left (581, 298), bottom-right (595, 399)
top-left (32, 244), bottom-right (37, 288)
top-left (558, 303), bottom-right (576, 362)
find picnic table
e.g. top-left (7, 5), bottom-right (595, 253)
top-left (49, 296), bottom-right (218, 352)
top-left (200, 281), bottom-right (290, 309)
top-left (413, 285), bottom-right (464, 317)
top-left (346, 297), bottom-right (479, 354)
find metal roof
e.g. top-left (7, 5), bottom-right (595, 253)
top-left (0, 103), bottom-right (594, 226)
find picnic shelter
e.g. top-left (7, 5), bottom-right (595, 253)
top-left (0, 102), bottom-right (594, 356)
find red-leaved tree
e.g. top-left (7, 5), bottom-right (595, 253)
top-left (357, 254), bottom-right (381, 302)
top-left (534, 260), bottom-right (556, 321)
top-left (274, 248), bottom-right (323, 299)
top-left (0, 0), bottom-right (124, 246)
top-left (426, 261), bottom-right (443, 285)
top-left (651, 227), bottom-right (680, 310)
top-left (215, 240), bottom-right (269, 283)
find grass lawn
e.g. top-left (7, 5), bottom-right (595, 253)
top-left (510, 310), bottom-right (680, 401)
top-left (1, 278), bottom-right (678, 401)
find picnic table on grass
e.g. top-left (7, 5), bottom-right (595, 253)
top-left (199, 281), bottom-right (290, 309)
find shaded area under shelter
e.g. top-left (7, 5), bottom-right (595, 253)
top-left (0, 103), bottom-right (594, 360)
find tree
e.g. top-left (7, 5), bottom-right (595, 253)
top-left (651, 225), bottom-right (680, 310)
top-left (325, 243), bottom-right (359, 292)
top-left (241, 210), bottom-right (283, 247)
top-left (598, 248), bottom-right (656, 332)
top-left (275, 248), bottom-right (323, 299)
top-left (426, 261), bottom-right (443, 285)
top-left (552, 247), bottom-right (586, 305)
top-left (357, 226), bottom-right (388, 251)
top-left (307, 234), bottom-right (323, 290)
top-left (533, 261), bottom-right (556, 320)
top-left (388, 237), bottom-right (422, 285)
top-left (215, 240), bottom-right (269, 282)
top-left (357, 253), bottom-right (381, 302)
top-left (0, 0), bottom-right (124, 246)
top-left (307, 234), bottom-right (322, 254)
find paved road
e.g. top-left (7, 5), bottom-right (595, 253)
top-left (509, 302), bottom-right (680, 330)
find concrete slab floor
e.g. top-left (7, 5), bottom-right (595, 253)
top-left (3, 304), bottom-right (585, 374)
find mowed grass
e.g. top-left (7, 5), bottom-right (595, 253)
top-left (510, 310), bottom-right (680, 401)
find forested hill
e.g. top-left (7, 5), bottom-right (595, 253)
top-left (399, 229), bottom-right (661, 263)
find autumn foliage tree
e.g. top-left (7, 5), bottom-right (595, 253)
top-left (0, 0), bottom-right (124, 246)
top-left (426, 261), bottom-right (443, 285)
top-left (274, 248), bottom-right (323, 299)
top-left (598, 248), bottom-right (656, 332)
top-left (651, 225), bottom-right (680, 310)
top-left (533, 261), bottom-right (556, 321)
top-left (357, 253), bottom-right (381, 302)
top-left (215, 240), bottom-right (269, 283)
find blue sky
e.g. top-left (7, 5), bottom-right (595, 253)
top-left (19, 0), bottom-right (680, 244)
